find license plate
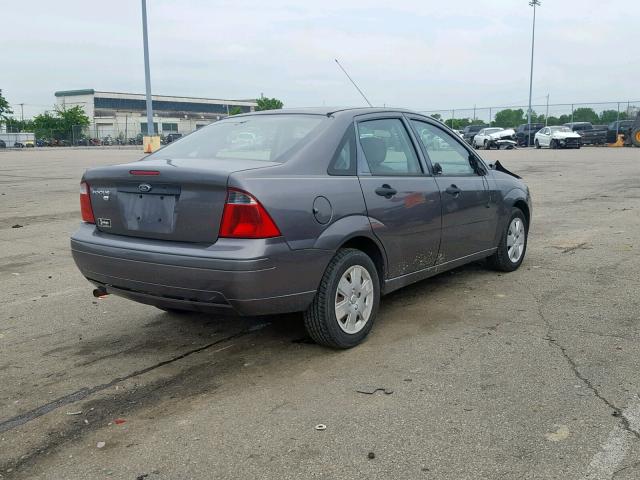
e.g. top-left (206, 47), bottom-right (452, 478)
top-left (120, 193), bottom-right (177, 234)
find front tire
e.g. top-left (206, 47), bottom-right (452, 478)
top-left (304, 249), bottom-right (380, 349)
top-left (487, 208), bottom-right (528, 272)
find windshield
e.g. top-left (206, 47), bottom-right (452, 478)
top-left (149, 114), bottom-right (325, 162)
top-left (549, 126), bottom-right (572, 133)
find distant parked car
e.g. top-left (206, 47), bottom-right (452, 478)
top-left (14, 142), bottom-right (25, 148)
top-left (462, 124), bottom-right (487, 144)
top-left (534, 126), bottom-right (581, 149)
top-left (474, 128), bottom-right (517, 149)
top-left (165, 133), bottom-right (183, 144)
top-left (473, 128), bottom-right (502, 149)
top-left (71, 108), bottom-right (531, 348)
top-left (564, 122), bottom-right (607, 146)
top-left (0, 139), bottom-right (6, 149)
top-left (515, 123), bottom-right (544, 146)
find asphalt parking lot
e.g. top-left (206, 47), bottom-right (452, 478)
top-left (1, 146), bottom-right (639, 479)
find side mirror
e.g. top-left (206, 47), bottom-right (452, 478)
top-left (432, 162), bottom-right (443, 175)
top-left (469, 154), bottom-right (486, 176)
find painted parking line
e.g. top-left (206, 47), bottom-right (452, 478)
top-left (581, 398), bottom-right (640, 479)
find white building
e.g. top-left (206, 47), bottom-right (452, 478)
top-left (54, 89), bottom-right (257, 139)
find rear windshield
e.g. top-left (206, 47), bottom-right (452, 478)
top-left (150, 114), bottom-right (325, 162)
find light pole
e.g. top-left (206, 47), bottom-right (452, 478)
top-left (141, 0), bottom-right (154, 136)
top-left (545, 93), bottom-right (549, 126)
top-left (527, 0), bottom-right (541, 138)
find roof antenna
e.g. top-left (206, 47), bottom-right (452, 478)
top-left (334, 58), bottom-right (373, 107)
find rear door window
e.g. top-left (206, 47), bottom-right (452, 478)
top-left (357, 119), bottom-right (422, 175)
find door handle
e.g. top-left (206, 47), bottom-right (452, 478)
top-left (375, 184), bottom-right (398, 198)
top-left (445, 184), bottom-right (461, 196)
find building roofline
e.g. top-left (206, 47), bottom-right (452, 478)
top-left (55, 89), bottom-right (95, 97)
top-left (55, 89), bottom-right (257, 106)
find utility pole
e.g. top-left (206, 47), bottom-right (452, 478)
top-left (545, 94), bottom-right (549, 126)
top-left (141, 0), bottom-right (154, 136)
top-left (19, 103), bottom-right (24, 122)
top-left (527, 1), bottom-right (541, 132)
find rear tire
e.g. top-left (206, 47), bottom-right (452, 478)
top-left (304, 249), bottom-right (380, 349)
top-left (487, 208), bottom-right (528, 272)
top-left (535, 139), bottom-right (541, 149)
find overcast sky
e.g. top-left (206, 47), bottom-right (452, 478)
top-left (3, 0), bottom-right (639, 118)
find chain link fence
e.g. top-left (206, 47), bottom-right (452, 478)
top-left (418, 100), bottom-right (640, 131)
top-left (2, 116), bottom-right (219, 147)
top-left (3, 100), bottom-right (639, 148)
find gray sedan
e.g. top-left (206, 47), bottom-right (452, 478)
top-left (71, 108), bottom-right (531, 348)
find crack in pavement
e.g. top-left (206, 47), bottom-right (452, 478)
top-left (612, 460), bottom-right (640, 478)
top-left (0, 322), bottom-right (268, 434)
top-left (534, 294), bottom-right (640, 441)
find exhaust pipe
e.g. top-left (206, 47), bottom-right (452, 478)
top-left (92, 287), bottom-right (108, 298)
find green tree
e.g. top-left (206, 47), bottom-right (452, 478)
top-left (228, 106), bottom-right (244, 116)
top-left (0, 89), bottom-right (13, 124)
top-left (570, 107), bottom-right (599, 123)
top-left (430, 113), bottom-right (442, 121)
top-left (4, 117), bottom-right (34, 133)
top-left (56, 105), bottom-right (90, 133)
top-left (30, 106), bottom-right (90, 141)
top-left (256, 97), bottom-right (283, 111)
top-left (493, 109), bottom-right (527, 128)
top-left (599, 109), bottom-right (628, 124)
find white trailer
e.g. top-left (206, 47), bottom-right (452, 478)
top-left (0, 132), bottom-right (35, 147)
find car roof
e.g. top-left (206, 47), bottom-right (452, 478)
top-left (232, 106), bottom-right (431, 118)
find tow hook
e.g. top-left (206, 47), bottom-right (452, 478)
top-left (92, 287), bottom-right (108, 298)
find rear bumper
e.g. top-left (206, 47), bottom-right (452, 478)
top-left (70, 223), bottom-right (332, 316)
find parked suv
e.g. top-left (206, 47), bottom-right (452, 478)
top-left (165, 133), bottom-right (183, 144)
top-left (515, 123), bottom-right (544, 146)
top-left (71, 108), bottom-right (531, 348)
top-left (462, 124), bottom-right (487, 144)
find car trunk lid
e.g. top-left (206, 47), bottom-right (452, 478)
top-left (83, 157), bottom-right (278, 243)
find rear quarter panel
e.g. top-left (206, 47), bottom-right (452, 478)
top-left (229, 175), bottom-right (369, 251)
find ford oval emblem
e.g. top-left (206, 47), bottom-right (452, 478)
top-left (138, 183), bottom-right (152, 193)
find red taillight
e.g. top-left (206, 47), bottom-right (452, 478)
top-left (219, 189), bottom-right (281, 239)
top-left (129, 170), bottom-right (160, 176)
top-left (80, 182), bottom-right (95, 223)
